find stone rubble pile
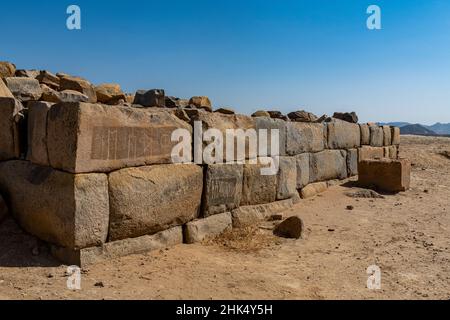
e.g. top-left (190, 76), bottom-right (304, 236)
top-left (0, 61), bottom-right (402, 266)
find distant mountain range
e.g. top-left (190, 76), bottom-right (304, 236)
top-left (379, 122), bottom-right (450, 136)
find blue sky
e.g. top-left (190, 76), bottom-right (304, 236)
top-left (1, 0), bottom-right (450, 124)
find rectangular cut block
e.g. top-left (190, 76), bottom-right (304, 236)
top-left (202, 164), bottom-right (243, 217)
top-left (190, 111), bottom-right (256, 162)
top-left (369, 125), bottom-right (384, 147)
top-left (296, 153), bottom-right (310, 189)
top-left (347, 148), bottom-right (358, 176)
top-left (232, 198), bottom-right (294, 228)
top-left (358, 146), bottom-right (385, 161)
top-left (0, 98), bottom-right (23, 160)
top-left (27, 101), bottom-right (53, 166)
top-left (358, 159), bottom-right (411, 192)
top-left (46, 102), bottom-right (191, 173)
top-left (241, 160), bottom-right (277, 206)
top-left (255, 117), bottom-right (286, 156)
top-left (51, 226), bottom-right (183, 266)
top-left (300, 182), bottom-right (328, 199)
top-left (184, 212), bottom-right (232, 244)
top-left (391, 127), bottom-right (400, 145)
top-left (382, 125), bottom-right (392, 146)
top-left (286, 122), bottom-right (325, 155)
top-left (327, 119), bottom-right (361, 149)
top-left (309, 150), bottom-right (347, 183)
top-left (360, 124), bottom-right (370, 145)
top-left (0, 161), bottom-right (109, 249)
top-left (108, 164), bottom-right (203, 241)
top-left (276, 156), bottom-right (297, 200)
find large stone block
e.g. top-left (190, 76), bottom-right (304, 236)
top-left (59, 75), bottom-right (97, 103)
top-left (0, 161), bottom-right (109, 249)
top-left (51, 226), bottom-right (183, 266)
top-left (296, 153), bottom-right (310, 189)
top-left (300, 182), bottom-right (328, 199)
top-left (95, 83), bottom-right (126, 105)
top-left (0, 98), bottom-right (24, 161)
top-left (0, 79), bottom-right (14, 98)
top-left (134, 89), bottom-right (165, 107)
top-left (4, 77), bottom-right (42, 101)
top-left (309, 150), bottom-right (347, 183)
top-left (255, 117), bottom-right (286, 156)
top-left (347, 148), bottom-right (358, 176)
top-left (286, 122), bottom-right (325, 155)
top-left (369, 125), bottom-right (383, 147)
top-left (0, 62), bottom-right (16, 78)
top-left (184, 212), bottom-right (232, 244)
top-left (326, 119), bottom-right (361, 149)
top-left (46, 102), bottom-right (191, 173)
top-left (358, 146), bottom-right (385, 161)
top-left (108, 164), bottom-right (203, 241)
top-left (360, 124), bottom-right (370, 145)
top-left (391, 127), bottom-right (400, 145)
top-left (382, 125), bottom-right (392, 146)
top-left (202, 163), bottom-right (243, 217)
top-left (276, 156), bottom-right (297, 200)
top-left (358, 159), bottom-right (411, 192)
top-left (27, 101), bottom-right (53, 166)
top-left (240, 160), bottom-right (278, 206)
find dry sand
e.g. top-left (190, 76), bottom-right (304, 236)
top-left (1, 135), bottom-right (449, 300)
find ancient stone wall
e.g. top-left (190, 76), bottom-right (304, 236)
top-left (0, 62), bottom-right (401, 265)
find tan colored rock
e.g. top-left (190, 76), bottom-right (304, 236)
top-left (382, 125), bottom-right (392, 146)
top-left (108, 164), bottom-right (203, 241)
top-left (309, 150), bottom-right (347, 183)
top-left (46, 102), bottom-right (191, 173)
top-left (300, 182), bottom-right (328, 199)
top-left (59, 75), bottom-right (97, 103)
top-left (184, 212), bottom-right (232, 244)
top-left (15, 69), bottom-right (39, 78)
top-left (391, 126), bottom-right (400, 145)
top-left (358, 159), bottom-right (411, 192)
top-left (0, 79), bottom-right (14, 98)
top-left (0, 161), bottom-right (109, 249)
top-left (0, 98), bottom-right (24, 161)
top-left (95, 83), bottom-right (126, 105)
top-left (286, 122), bottom-right (325, 155)
top-left (241, 161), bottom-right (277, 206)
top-left (360, 124), bottom-right (370, 145)
top-left (36, 70), bottom-right (60, 89)
top-left (27, 101), bottom-right (53, 166)
top-left (251, 110), bottom-right (271, 118)
top-left (347, 148), bottom-right (358, 176)
top-left (214, 107), bottom-right (235, 115)
top-left (51, 226), bottom-right (183, 266)
top-left (358, 146), bottom-right (385, 161)
top-left (277, 156), bottom-right (297, 200)
top-left (189, 96), bottom-right (212, 111)
top-left (0, 62), bottom-right (16, 78)
top-left (327, 119), bottom-right (361, 149)
top-left (41, 84), bottom-right (89, 103)
top-left (4, 77), bottom-right (42, 101)
top-left (296, 153), bottom-right (310, 189)
top-left (369, 125), bottom-right (384, 147)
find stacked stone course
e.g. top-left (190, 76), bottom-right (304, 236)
top-left (0, 62), bottom-right (401, 265)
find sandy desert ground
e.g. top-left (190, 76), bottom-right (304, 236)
top-left (0, 135), bottom-right (449, 300)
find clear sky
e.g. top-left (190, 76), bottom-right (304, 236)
top-left (2, 0), bottom-right (450, 124)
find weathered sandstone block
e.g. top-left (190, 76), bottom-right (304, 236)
top-left (300, 182), bottom-right (328, 199)
top-left (134, 89), bottom-right (165, 107)
top-left (51, 226), bottom-right (183, 266)
top-left (255, 117), bottom-right (286, 156)
top-left (277, 156), bottom-right (297, 200)
top-left (36, 70), bottom-right (60, 89)
top-left (203, 164), bottom-right (243, 217)
top-left (369, 125), bottom-right (383, 147)
top-left (0, 79), bottom-right (14, 98)
top-left (184, 212), bottom-right (232, 244)
top-left (59, 75), bottom-right (97, 103)
top-left (240, 161), bottom-right (277, 206)
top-left (27, 101), bottom-right (53, 166)
top-left (347, 148), bottom-right (358, 176)
top-left (391, 127), bottom-right (400, 145)
top-left (358, 159), bottom-right (411, 192)
top-left (0, 62), bottom-right (16, 78)
top-left (95, 83), bottom-right (126, 104)
top-left (309, 150), bottom-right (347, 183)
top-left (288, 110), bottom-right (318, 122)
top-left (327, 119), bottom-right (361, 149)
top-left (189, 96), bottom-right (212, 111)
top-left (0, 98), bottom-right (24, 161)
top-left (333, 112), bottom-right (358, 123)
top-left (108, 164), bottom-right (203, 241)
top-left (41, 84), bottom-right (89, 103)
top-left (4, 77), bottom-right (42, 101)
top-left (358, 146), bottom-right (384, 161)
top-left (286, 122), bottom-right (325, 155)
top-left (296, 153), bottom-right (310, 189)
top-left (15, 69), bottom-right (39, 78)
top-left (46, 102), bottom-right (191, 173)
top-left (0, 161), bottom-right (109, 249)
top-left (382, 125), bottom-right (392, 146)
top-left (360, 124), bottom-right (370, 145)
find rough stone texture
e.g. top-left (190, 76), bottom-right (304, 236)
top-left (382, 125), bottom-right (392, 146)
top-left (288, 110), bottom-right (318, 122)
top-left (255, 117), bottom-right (286, 156)
top-left (27, 101), bottom-right (53, 166)
top-left (273, 216), bottom-right (304, 239)
top-left (108, 164), bottom-right (203, 241)
top-left (0, 161), bottom-right (109, 249)
top-left (165, 96), bottom-right (189, 108)
top-left (391, 127), bottom-right (401, 145)
top-left (267, 111), bottom-right (288, 121)
top-left (327, 119), bottom-right (361, 149)
top-left (0, 79), bottom-right (14, 98)
top-left (231, 198), bottom-right (294, 228)
top-left (0, 194), bottom-right (8, 223)
top-left (46, 102), bottom-right (191, 173)
top-left (36, 70), bottom-right (60, 89)
top-left (95, 83), bottom-right (126, 105)
top-left (388, 145), bottom-right (398, 159)
top-left (51, 226), bottom-right (183, 266)
top-left (190, 112), bottom-right (256, 162)
top-left (0, 98), bottom-right (24, 161)
top-left (358, 159), bottom-right (411, 193)
top-left (369, 125), bottom-right (384, 147)
top-left (4, 77), bottom-right (42, 101)
top-left (15, 69), bottom-right (39, 78)
top-left (59, 75), bottom-right (97, 103)
top-left (184, 212), bottom-right (232, 244)
top-left (309, 150), bottom-right (347, 183)
top-left (133, 89), bottom-right (165, 107)
top-left (251, 110), bottom-right (271, 118)
top-left (347, 148), bottom-right (358, 176)
top-left (300, 182), bottom-right (328, 199)
top-left (358, 146), bottom-right (385, 161)
top-left (203, 164), bottom-right (243, 217)
top-left (296, 153), bottom-right (310, 189)
top-left (286, 122), bottom-right (325, 155)
top-left (241, 161), bottom-right (278, 206)
top-left (277, 156), bottom-right (297, 200)
top-left (214, 107), bottom-right (235, 115)
top-left (41, 84), bottom-right (89, 103)
top-left (360, 124), bottom-right (370, 145)
top-left (0, 62), bottom-right (16, 78)
top-left (333, 112), bottom-right (358, 123)
top-left (189, 96), bottom-right (212, 111)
